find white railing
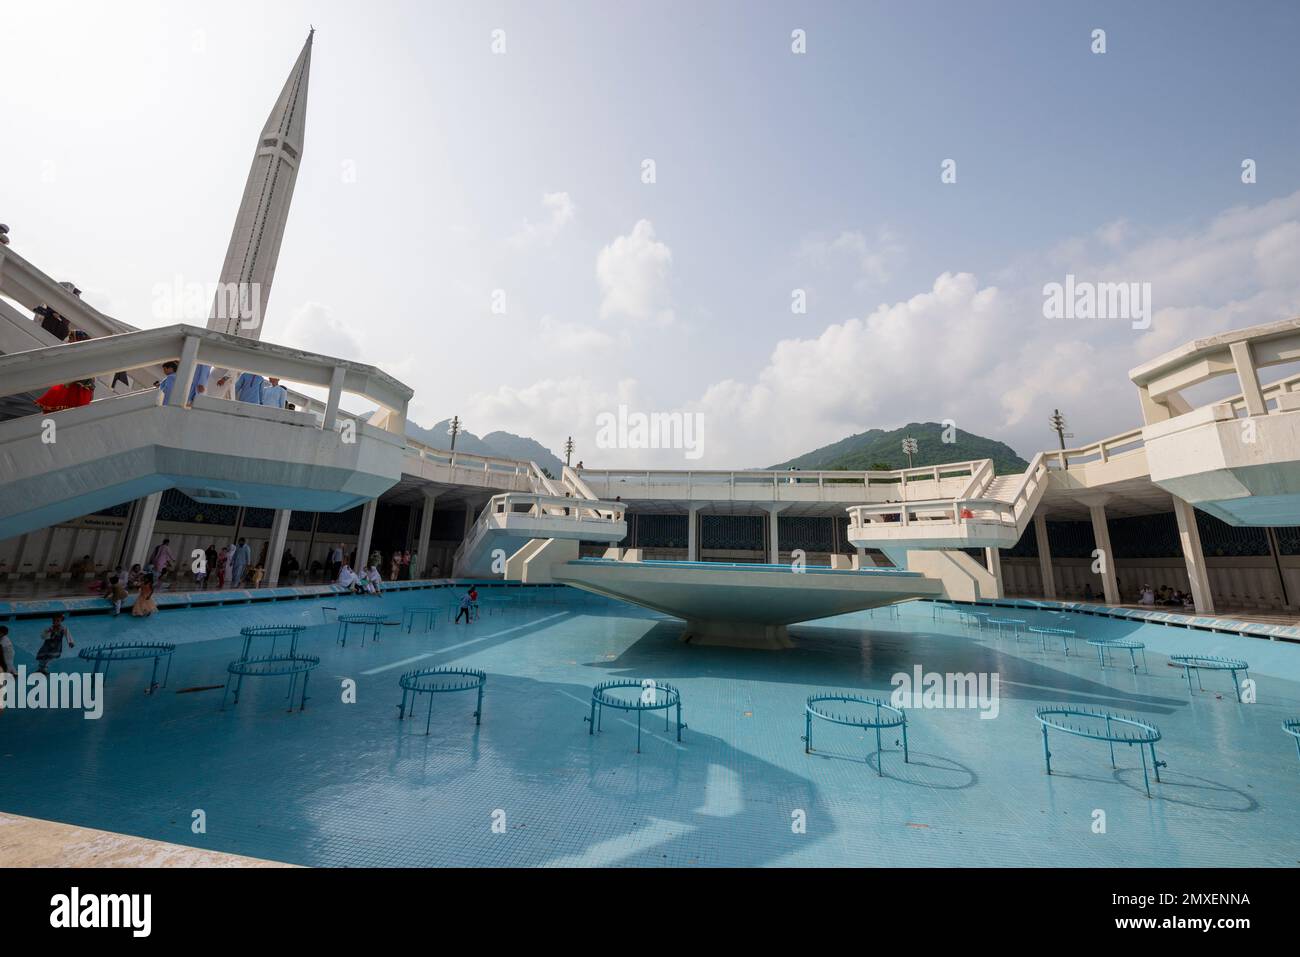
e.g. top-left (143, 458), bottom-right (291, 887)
top-left (453, 492), bottom-right (627, 568)
top-left (0, 323), bottom-right (413, 435)
top-left (1042, 428), bottom-right (1146, 470)
top-left (574, 460), bottom-right (989, 498)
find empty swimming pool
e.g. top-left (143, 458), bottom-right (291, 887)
top-left (1, 588), bottom-right (1297, 867)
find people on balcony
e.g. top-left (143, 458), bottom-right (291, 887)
top-left (260, 376), bottom-right (288, 409)
top-left (232, 371), bottom-right (265, 404)
top-left (34, 338), bottom-right (95, 413)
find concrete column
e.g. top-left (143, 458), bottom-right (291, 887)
top-left (1087, 501), bottom-right (1120, 604)
top-left (415, 491), bottom-right (436, 577)
top-left (323, 365), bottom-right (346, 431)
top-left (169, 335), bottom-right (201, 408)
top-left (125, 492), bottom-right (163, 570)
top-left (264, 508), bottom-right (293, 587)
top-left (463, 499), bottom-right (478, 538)
top-left (1229, 341), bottom-right (1267, 417)
top-left (1172, 497), bottom-right (1214, 614)
top-left (767, 505), bottom-right (786, 564)
top-left (687, 505), bottom-right (701, 562)
top-left (355, 499), bottom-right (378, 573)
top-left (1033, 511), bottom-right (1056, 600)
top-left (985, 546), bottom-right (1005, 599)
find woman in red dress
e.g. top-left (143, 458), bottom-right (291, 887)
top-left (34, 378), bottom-right (94, 413)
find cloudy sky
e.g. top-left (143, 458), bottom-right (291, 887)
top-left (4, 0), bottom-right (1299, 466)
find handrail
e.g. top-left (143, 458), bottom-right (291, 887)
top-left (0, 323), bottom-right (413, 433)
top-left (452, 491), bottom-right (627, 568)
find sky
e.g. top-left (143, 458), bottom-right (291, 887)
top-left (3, 0), bottom-right (1299, 467)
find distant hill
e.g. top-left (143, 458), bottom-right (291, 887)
top-left (769, 422), bottom-right (1029, 474)
top-left (405, 418), bottom-right (565, 476)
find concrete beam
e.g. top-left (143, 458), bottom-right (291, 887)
top-left (1172, 496), bottom-right (1215, 615)
top-left (1033, 511), bottom-right (1056, 600)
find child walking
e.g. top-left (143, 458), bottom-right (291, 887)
top-left (35, 613), bottom-right (75, 674)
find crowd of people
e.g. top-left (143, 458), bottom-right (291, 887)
top-left (154, 363), bottom-right (292, 410)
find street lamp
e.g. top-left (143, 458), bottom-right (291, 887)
top-left (448, 415), bottom-right (462, 452)
top-left (902, 436), bottom-right (918, 469)
top-left (564, 436), bottom-right (575, 467)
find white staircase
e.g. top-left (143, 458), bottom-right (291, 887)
top-left (844, 454), bottom-right (1051, 601)
top-left (450, 491), bottom-right (627, 578)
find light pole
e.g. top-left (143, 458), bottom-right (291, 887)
top-left (902, 436), bottom-right (918, 469)
top-left (1049, 409), bottom-right (1073, 470)
top-left (448, 415), bottom-right (462, 453)
top-left (564, 436), bottom-right (575, 467)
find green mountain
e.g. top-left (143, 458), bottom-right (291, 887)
top-left (769, 422), bottom-right (1029, 474)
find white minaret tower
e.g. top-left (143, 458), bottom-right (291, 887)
top-left (207, 29), bottom-right (313, 342)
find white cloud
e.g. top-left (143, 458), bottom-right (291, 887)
top-left (798, 227), bottom-right (904, 290)
top-left (537, 315), bottom-right (615, 352)
top-left (508, 191), bottom-right (576, 248)
top-left (596, 219), bottom-right (674, 325)
top-left (280, 301), bottom-right (364, 363)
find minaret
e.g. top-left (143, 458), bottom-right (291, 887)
top-left (207, 30), bottom-right (313, 341)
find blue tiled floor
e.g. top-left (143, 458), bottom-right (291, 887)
top-left (2, 592), bottom-right (1298, 867)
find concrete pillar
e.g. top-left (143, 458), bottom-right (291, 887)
top-left (414, 491), bottom-right (436, 577)
top-left (1087, 501), bottom-right (1120, 604)
top-left (125, 492), bottom-right (163, 570)
top-left (1172, 497), bottom-right (1214, 615)
top-left (687, 505), bottom-right (701, 562)
top-left (767, 505), bottom-right (786, 564)
top-left (1229, 340), bottom-right (1267, 417)
top-left (355, 499), bottom-right (378, 573)
top-left (1033, 511), bottom-right (1056, 600)
top-left (169, 335), bottom-right (201, 408)
top-left (985, 546), bottom-right (1005, 599)
top-left (463, 499), bottom-right (478, 538)
top-left (264, 508), bottom-right (292, 587)
top-left (323, 365), bottom-right (346, 431)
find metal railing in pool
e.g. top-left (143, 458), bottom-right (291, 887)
top-left (1087, 637), bottom-right (1148, 673)
top-left (1029, 626), bottom-right (1076, 655)
top-left (336, 613), bottom-right (389, 647)
top-left (222, 653), bottom-right (320, 713)
top-left (397, 667), bottom-right (486, 735)
top-left (1035, 706), bottom-right (1165, 798)
top-left (1170, 655), bottom-right (1250, 703)
top-left (401, 605), bottom-right (441, 634)
top-left (585, 679), bottom-right (684, 753)
top-left (238, 624), bottom-right (305, 659)
top-left (77, 641), bottom-right (176, 694)
top-left (1284, 719), bottom-right (1300, 764)
top-left (804, 693), bottom-right (909, 776)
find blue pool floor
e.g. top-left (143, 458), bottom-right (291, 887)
top-left (2, 591), bottom-right (1298, 867)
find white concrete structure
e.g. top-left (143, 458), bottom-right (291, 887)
top-left (552, 560), bottom-right (942, 649)
top-left (451, 492), bottom-right (626, 578)
top-left (1131, 317), bottom-right (1300, 526)
top-left (0, 324), bottom-right (411, 540)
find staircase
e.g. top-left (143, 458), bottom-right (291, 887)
top-left (844, 454), bottom-right (1051, 601)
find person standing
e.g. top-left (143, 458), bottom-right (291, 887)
top-left (204, 543), bottom-right (218, 588)
top-left (328, 543), bottom-right (343, 582)
top-left (231, 538), bottom-right (251, 588)
top-left (107, 576), bottom-right (128, 616)
top-left (132, 575), bottom-right (159, 617)
top-left (35, 614), bottom-right (75, 674)
top-left (148, 538), bottom-right (174, 582)
top-left (260, 376), bottom-right (288, 409)
top-left (233, 371), bottom-right (266, 404)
